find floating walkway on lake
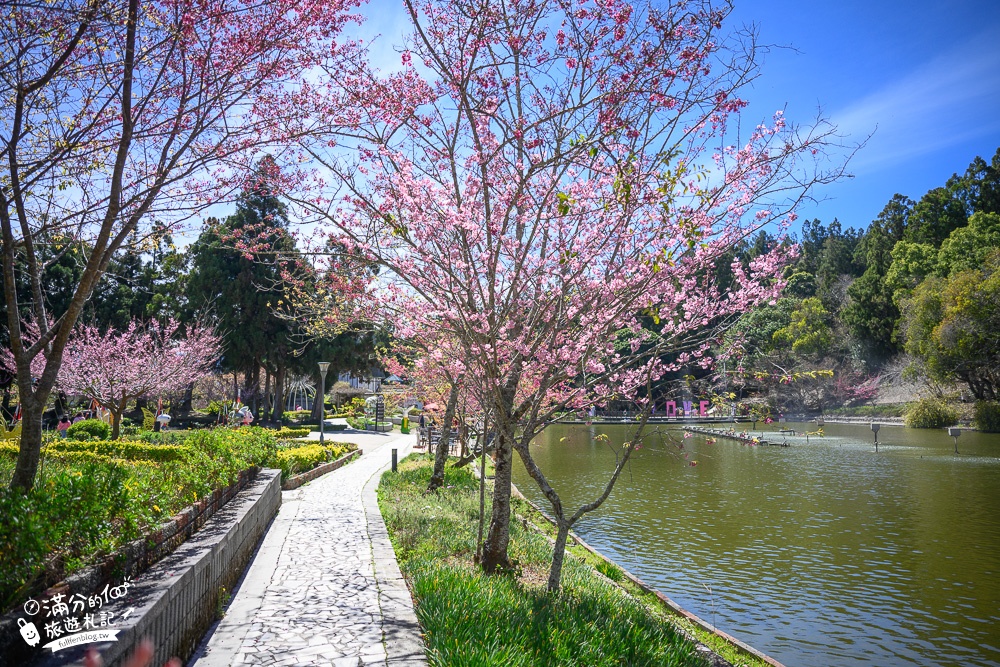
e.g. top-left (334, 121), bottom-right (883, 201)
top-left (685, 425), bottom-right (790, 447)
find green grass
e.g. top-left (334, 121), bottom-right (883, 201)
top-left (378, 456), bottom-right (709, 667)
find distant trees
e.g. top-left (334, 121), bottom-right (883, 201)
top-left (187, 164), bottom-right (300, 418)
top-left (1, 0), bottom-right (361, 491)
top-left (59, 320), bottom-right (222, 439)
top-left (727, 147), bottom-right (1000, 412)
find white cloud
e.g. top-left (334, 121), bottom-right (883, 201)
top-left (832, 26), bottom-right (1000, 173)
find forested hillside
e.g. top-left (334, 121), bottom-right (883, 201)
top-left (726, 147), bottom-right (1000, 413)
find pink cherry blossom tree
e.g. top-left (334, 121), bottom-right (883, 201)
top-left (273, 0), bottom-right (852, 586)
top-left (59, 320), bottom-right (222, 440)
top-left (2, 0), bottom-right (361, 490)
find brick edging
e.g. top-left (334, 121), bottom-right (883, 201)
top-left (281, 449), bottom-right (360, 490)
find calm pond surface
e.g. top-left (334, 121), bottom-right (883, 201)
top-left (511, 421), bottom-right (1000, 667)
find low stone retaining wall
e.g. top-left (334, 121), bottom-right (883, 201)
top-left (281, 449), bottom-right (360, 490)
top-left (32, 469), bottom-right (282, 667)
top-left (1, 469), bottom-right (261, 667)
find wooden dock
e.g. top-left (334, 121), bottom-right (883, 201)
top-left (684, 425), bottom-right (790, 447)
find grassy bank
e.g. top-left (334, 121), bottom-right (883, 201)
top-left (379, 456), bottom-right (724, 667)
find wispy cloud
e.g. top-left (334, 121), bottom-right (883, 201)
top-left (832, 26), bottom-right (1000, 173)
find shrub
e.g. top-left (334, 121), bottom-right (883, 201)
top-left (904, 398), bottom-right (959, 429)
top-left (46, 440), bottom-right (194, 463)
top-left (0, 458), bottom-right (132, 607)
top-left (0, 426), bottom-right (289, 607)
top-left (270, 442), bottom-right (356, 479)
top-left (66, 418), bottom-right (111, 441)
top-left (120, 424), bottom-right (145, 438)
top-left (973, 401), bottom-right (1000, 433)
top-left (275, 426), bottom-right (310, 439)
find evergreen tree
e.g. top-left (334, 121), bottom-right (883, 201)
top-left (842, 194), bottom-right (912, 360)
top-left (187, 161), bottom-right (298, 415)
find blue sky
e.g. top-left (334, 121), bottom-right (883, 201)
top-left (726, 0), bottom-right (1000, 233)
top-left (358, 0), bottom-right (1000, 236)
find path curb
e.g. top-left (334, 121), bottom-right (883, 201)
top-left (362, 439), bottom-right (428, 666)
top-left (282, 448), bottom-right (360, 490)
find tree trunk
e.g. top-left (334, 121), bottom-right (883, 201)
top-left (249, 364), bottom-right (261, 416)
top-left (476, 417), bottom-right (489, 564)
top-left (271, 363), bottom-right (286, 422)
top-left (481, 420), bottom-right (514, 573)
top-left (53, 391), bottom-right (68, 419)
top-left (263, 367), bottom-right (272, 423)
top-left (547, 521), bottom-right (571, 592)
top-left (427, 381), bottom-right (461, 491)
top-left (9, 394), bottom-right (45, 492)
top-left (180, 382), bottom-right (194, 415)
top-left (111, 410), bottom-right (122, 440)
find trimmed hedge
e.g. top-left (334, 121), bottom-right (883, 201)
top-left (904, 398), bottom-right (959, 429)
top-left (48, 440), bottom-right (194, 463)
top-left (0, 427), bottom-right (280, 608)
top-left (275, 426), bottom-right (310, 439)
top-left (272, 442), bottom-right (356, 480)
top-left (66, 418), bottom-right (111, 441)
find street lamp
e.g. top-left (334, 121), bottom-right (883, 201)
top-left (871, 422), bottom-right (880, 453)
top-left (318, 362), bottom-right (330, 446)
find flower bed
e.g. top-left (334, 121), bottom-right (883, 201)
top-left (272, 442), bottom-right (357, 480)
top-left (0, 427), bottom-right (279, 609)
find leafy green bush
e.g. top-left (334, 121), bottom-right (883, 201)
top-left (346, 416), bottom-right (393, 430)
top-left (0, 458), bottom-right (132, 607)
top-left (340, 397), bottom-right (368, 417)
top-left (904, 398), bottom-right (959, 429)
top-left (66, 418), bottom-right (111, 441)
top-left (120, 424), bottom-right (145, 438)
top-left (45, 440), bottom-right (194, 463)
top-left (973, 401), bottom-right (1000, 432)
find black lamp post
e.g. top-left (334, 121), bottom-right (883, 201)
top-left (318, 362), bottom-right (330, 446)
top-left (871, 422), bottom-right (880, 453)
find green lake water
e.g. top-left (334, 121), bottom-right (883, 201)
top-left (511, 421), bottom-right (1000, 667)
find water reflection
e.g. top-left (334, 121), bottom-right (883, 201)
top-left (511, 421), bottom-right (1000, 667)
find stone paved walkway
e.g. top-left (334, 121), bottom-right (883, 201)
top-left (192, 432), bottom-right (426, 667)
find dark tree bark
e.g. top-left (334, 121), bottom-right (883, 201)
top-left (271, 362), bottom-right (286, 422)
top-left (263, 367), bottom-right (272, 421)
top-left (480, 421), bottom-right (514, 573)
top-left (427, 381), bottom-right (460, 491)
top-left (179, 382), bottom-right (194, 415)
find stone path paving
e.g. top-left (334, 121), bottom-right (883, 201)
top-left (192, 432), bottom-right (426, 667)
